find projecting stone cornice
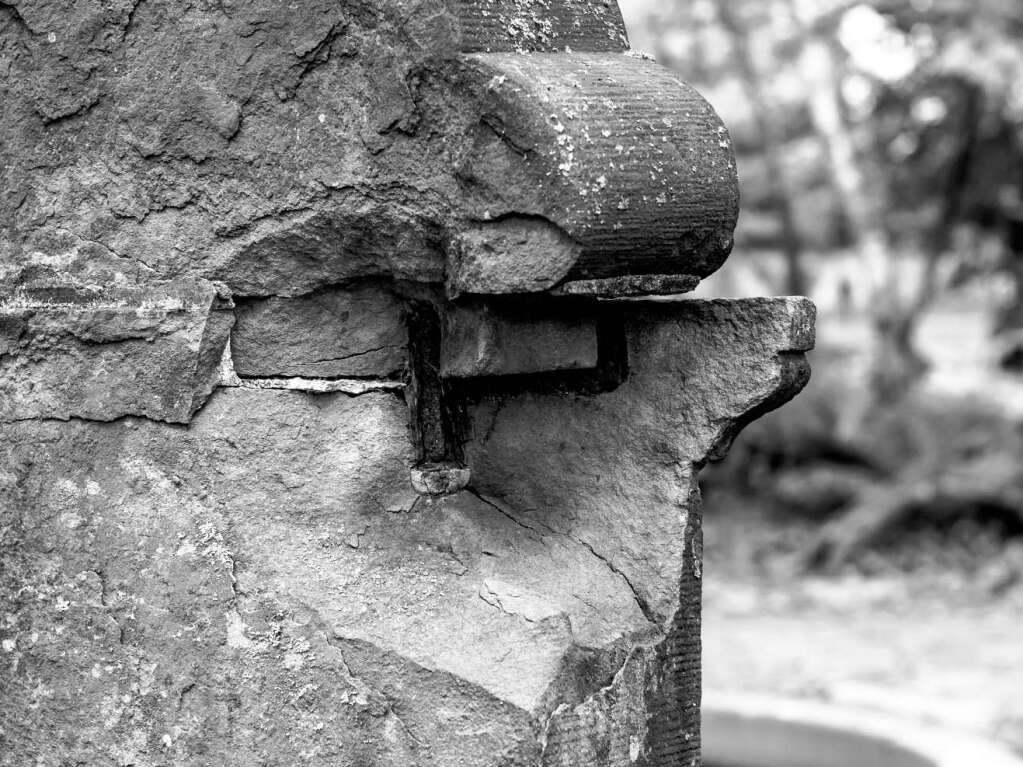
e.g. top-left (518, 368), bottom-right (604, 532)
top-left (441, 51), bottom-right (739, 294)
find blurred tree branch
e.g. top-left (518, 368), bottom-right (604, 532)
top-left (715, 2), bottom-right (807, 295)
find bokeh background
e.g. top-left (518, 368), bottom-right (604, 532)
top-left (618, 0), bottom-right (1023, 752)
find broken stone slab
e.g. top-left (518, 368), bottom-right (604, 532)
top-left (0, 278), bottom-right (233, 424)
top-left (0, 296), bottom-right (812, 766)
top-left (2, 1), bottom-right (738, 304)
top-left (440, 298), bottom-right (599, 377)
top-left (464, 297), bottom-right (816, 625)
top-left (230, 283), bottom-right (408, 379)
top-left (463, 296), bottom-right (814, 764)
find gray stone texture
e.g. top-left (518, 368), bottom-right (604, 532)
top-left (0, 0), bottom-right (812, 764)
top-left (0, 297), bottom-right (813, 766)
top-left (446, 53), bottom-right (739, 293)
top-left (456, 0), bottom-right (630, 53)
top-left (441, 299), bottom-right (599, 378)
top-left (0, 278), bottom-right (233, 424)
top-left (231, 284), bottom-right (408, 379)
top-left (0, 0), bottom-right (737, 299)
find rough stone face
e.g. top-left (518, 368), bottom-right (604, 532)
top-left (231, 283), bottom-right (408, 379)
top-left (464, 297), bottom-right (814, 764)
top-left (0, 297), bottom-right (813, 766)
top-left (0, 0), bottom-right (736, 300)
top-left (0, 277), bottom-right (233, 424)
top-left (0, 1), bottom-right (810, 764)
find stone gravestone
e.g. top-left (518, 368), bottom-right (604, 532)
top-left (0, 1), bottom-right (814, 765)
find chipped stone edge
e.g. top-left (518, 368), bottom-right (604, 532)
top-left (550, 273), bottom-right (701, 299)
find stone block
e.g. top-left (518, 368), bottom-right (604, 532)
top-left (463, 297), bottom-right (815, 764)
top-left (0, 278), bottom-right (233, 424)
top-left (230, 284), bottom-right (407, 379)
top-left (440, 299), bottom-right (599, 377)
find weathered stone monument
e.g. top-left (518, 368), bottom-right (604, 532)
top-left (0, 1), bottom-right (813, 764)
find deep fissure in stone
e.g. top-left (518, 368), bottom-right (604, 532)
top-left (406, 297), bottom-right (467, 465)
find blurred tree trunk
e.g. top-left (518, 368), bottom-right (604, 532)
top-left (715, 2), bottom-right (807, 296)
top-left (999, 186), bottom-right (1023, 335)
top-left (786, 1), bottom-right (928, 403)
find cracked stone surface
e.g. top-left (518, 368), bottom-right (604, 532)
top-left (0, 0), bottom-right (736, 299)
top-left (0, 297), bottom-right (813, 766)
top-left (1, 0), bottom-right (809, 763)
top-left (230, 282), bottom-right (408, 379)
top-left (0, 277), bottom-right (233, 424)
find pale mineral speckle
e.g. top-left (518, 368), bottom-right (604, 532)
top-left (61, 512), bottom-right (85, 530)
top-left (225, 610), bottom-right (253, 649)
top-left (175, 539), bottom-right (197, 557)
top-left (283, 651), bottom-right (306, 670)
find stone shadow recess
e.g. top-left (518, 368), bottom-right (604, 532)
top-left (0, 1), bottom-right (813, 765)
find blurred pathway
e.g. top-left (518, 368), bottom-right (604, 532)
top-left (702, 497), bottom-right (1023, 755)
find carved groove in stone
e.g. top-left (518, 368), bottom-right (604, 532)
top-left (454, 0), bottom-right (629, 53)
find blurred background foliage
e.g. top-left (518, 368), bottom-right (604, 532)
top-left (620, 0), bottom-right (1023, 749)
